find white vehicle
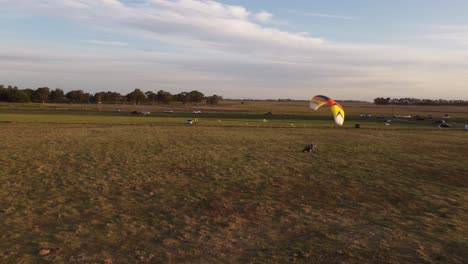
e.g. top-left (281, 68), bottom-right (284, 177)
top-left (192, 110), bottom-right (202, 114)
top-left (141, 111), bottom-right (150, 116)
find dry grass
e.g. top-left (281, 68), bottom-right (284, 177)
top-left (1, 101), bottom-right (468, 131)
top-left (0, 122), bottom-right (467, 263)
top-left (3, 101), bottom-right (468, 117)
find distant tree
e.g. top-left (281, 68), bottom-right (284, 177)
top-left (49, 88), bottom-right (65, 103)
top-left (156, 90), bottom-right (173, 104)
top-left (93, 92), bottom-right (105, 103)
top-left (0, 86), bottom-right (31, 102)
top-left (145, 91), bottom-right (157, 105)
top-left (84, 92), bottom-right (92, 103)
top-left (92, 91), bottom-right (122, 104)
top-left (10, 90), bottom-right (30, 102)
top-left (109, 92), bottom-right (122, 104)
top-left (34, 87), bottom-right (50, 103)
top-left (66, 90), bottom-right (86, 103)
top-left (126, 89), bottom-right (146, 105)
top-left (118, 94), bottom-right (127, 104)
top-left (0, 85), bottom-right (7, 101)
top-left (373, 97), bottom-right (391, 105)
top-left (373, 97), bottom-right (468, 106)
top-left (188, 90), bottom-right (204, 103)
top-left (206, 95), bottom-right (222, 105)
top-left (23, 89), bottom-right (34, 101)
top-left (0, 84), bottom-right (234, 105)
top-left (175, 92), bottom-right (189, 104)
top-left (11, 90), bottom-right (31, 102)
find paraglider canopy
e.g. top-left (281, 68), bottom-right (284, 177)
top-left (310, 95), bottom-right (345, 125)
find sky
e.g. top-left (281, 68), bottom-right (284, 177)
top-left (1, 0), bottom-right (468, 100)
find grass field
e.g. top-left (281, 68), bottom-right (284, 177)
top-left (1, 101), bottom-right (468, 129)
top-left (0, 102), bottom-right (467, 263)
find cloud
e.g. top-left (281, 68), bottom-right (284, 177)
top-left (0, 0), bottom-right (468, 100)
top-left (0, 0), bottom-right (323, 52)
top-left (254, 11), bottom-right (274, 23)
top-left (415, 25), bottom-right (468, 48)
top-left (81, 40), bottom-right (128, 46)
top-left (286, 9), bottom-right (359, 21)
top-left (2, 41), bottom-right (468, 100)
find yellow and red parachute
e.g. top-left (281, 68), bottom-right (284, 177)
top-left (310, 95), bottom-right (345, 125)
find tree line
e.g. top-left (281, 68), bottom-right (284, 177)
top-left (0, 85), bottom-right (223, 105)
top-left (374, 97), bottom-right (468, 106)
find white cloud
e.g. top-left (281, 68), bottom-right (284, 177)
top-left (254, 11), bottom-right (274, 23)
top-left (0, 0), bottom-right (467, 100)
top-left (286, 9), bottom-right (359, 21)
top-left (81, 40), bottom-right (128, 46)
top-left (416, 25), bottom-right (468, 48)
top-left (0, 0), bottom-right (323, 51)
top-left (2, 41), bottom-right (468, 100)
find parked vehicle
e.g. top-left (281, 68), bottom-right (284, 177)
top-left (131, 111), bottom-right (150, 116)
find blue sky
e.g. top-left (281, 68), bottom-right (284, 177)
top-left (1, 0), bottom-right (468, 100)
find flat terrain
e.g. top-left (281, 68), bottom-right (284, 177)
top-left (1, 101), bottom-right (468, 129)
top-left (0, 102), bottom-right (467, 263)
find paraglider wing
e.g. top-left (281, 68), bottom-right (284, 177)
top-left (310, 95), bottom-right (345, 125)
top-left (309, 95), bottom-right (328, 110)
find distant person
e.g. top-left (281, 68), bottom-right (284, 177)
top-left (303, 144), bottom-right (317, 153)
